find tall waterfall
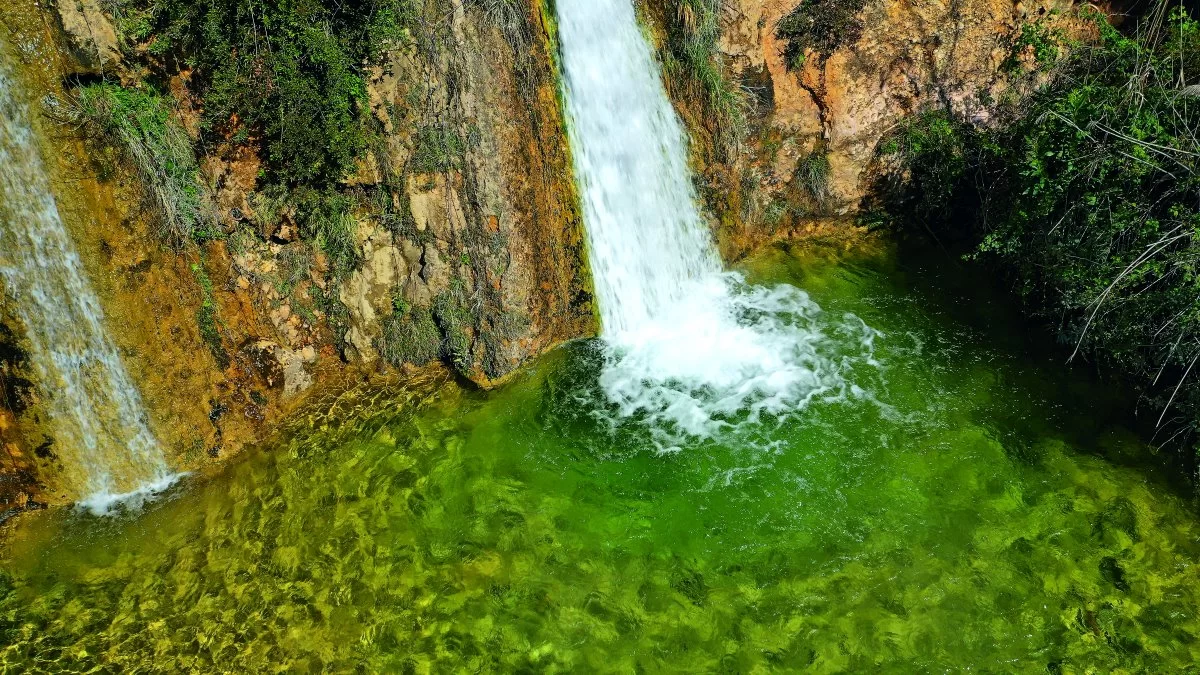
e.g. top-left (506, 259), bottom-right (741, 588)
top-left (558, 0), bottom-right (869, 446)
top-left (0, 48), bottom-right (179, 512)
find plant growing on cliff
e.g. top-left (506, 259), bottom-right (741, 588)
top-left (434, 280), bottom-right (475, 372)
top-left (190, 261), bottom-right (229, 369)
top-left (1002, 19), bottom-right (1064, 72)
top-left (775, 0), bottom-right (868, 69)
top-left (106, 0), bottom-right (418, 188)
top-left (661, 0), bottom-right (749, 156)
top-left (70, 83), bottom-right (218, 245)
top-left (796, 147), bottom-right (831, 205)
top-left (878, 5), bottom-right (1200, 449)
top-left (876, 110), bottom-right (978, 228)
top-left (410, 123), bottom-right (466, 174)
top-left (294, 189), bottom-right (361, 282)
top-left (467, 0), bottom-right (531, 52)
top-left (379, 301), bottom-right (442, 367)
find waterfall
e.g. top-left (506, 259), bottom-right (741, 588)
top-left (0, 48), bottom-right (180, 513)
top-left (557, 0), bottom-right (869, 447)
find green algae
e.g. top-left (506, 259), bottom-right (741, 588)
top-left (2, 244), bottom-right (1200, 672)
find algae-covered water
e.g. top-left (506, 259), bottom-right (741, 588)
top-left (3, 245), bottom-right (1199, 672)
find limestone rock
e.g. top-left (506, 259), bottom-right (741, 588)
top-left (55, 0), bottom-right (122, 72)
top-left (240, 339), bottom-right (312, 397)
top-left (420, 244), bottom-right (451, 290)
top-left (339, 222), bottom-right (408, 363)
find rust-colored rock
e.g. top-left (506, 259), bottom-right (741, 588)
top-left (647, 0), bottom-right (1085, 259)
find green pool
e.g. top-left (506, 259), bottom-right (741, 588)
top-left (2, 244), bottom-right (1198, 672)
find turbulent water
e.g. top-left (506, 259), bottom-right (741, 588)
top-left (0, 48), bottom-right (177, 512)
top-left (557, 0), bottom-right (872, 445)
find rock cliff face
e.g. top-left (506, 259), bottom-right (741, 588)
top-left (0, 294), bottom-right (42, 521)
top-left (646, 0), bottom-right (1080, 258)
top-left (0, 0), bottom-right (592, 509)
top-left (336, 2), bottom-right (594, 384)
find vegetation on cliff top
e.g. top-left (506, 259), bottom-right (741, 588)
top-left (877, 5), bottom-right (1200, 453)
top-left (105, 0), bottom-right (417, 188)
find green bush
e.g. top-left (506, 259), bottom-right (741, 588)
top-left (1002, 19), bottom-right (1064, 72)
top-left (876, 110), bottom-right (979, 228)
top-left (879, 6), bottom-right (1200, 446)
top-left (72, 83), bottom-right (217, 245)
top-left (107, 0), bottom-right (417, 188)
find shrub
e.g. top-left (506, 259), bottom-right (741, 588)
top-left (1002, 19), bottom-right (1064, 72)
top-left (878, 6), bottom-right (1200, 447)
top-left (876, 110), bottom-right (979, 228)
top-left (106, 0), bottom-right (418, 188)
top-left (71, 83), bottom-right (217, 245)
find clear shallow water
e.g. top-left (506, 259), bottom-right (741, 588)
top-left (3, 245), bottom-right (1200, 672)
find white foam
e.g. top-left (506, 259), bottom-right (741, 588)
top-left (75, 471), bottom-right (188, 516)
top-left (598, 272), bottom-right (877, 446)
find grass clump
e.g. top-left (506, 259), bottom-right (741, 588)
top-left (877, 5), bottom-right (1200, 449)
top-left (775, 0), bottom-right (868, 69)
top-left (274, 243), bottom-right (314, 296)
top-left (410, 124), bottom-right (466, 174)
top-left (380, 300), bottom-right (442, 367)
top-left (434, 280), bottom-right (474, 372)
top-left (662, 0), bottom-right (749, 155)
top-left (71, 83), bottom-right (217, 245)
top-left (796, 148), bottom-right (831, 204)
top-left (466, 0), bottom-right (530, 51)
top-left (293, 190), bottom-right (360, 281)
top-left (190, 260), bottom-right (229, 369)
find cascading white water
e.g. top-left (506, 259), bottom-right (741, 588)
top-left (0, 48), bottom-right (180, 513)
top-left (557, 0), bottom-right (874, 446)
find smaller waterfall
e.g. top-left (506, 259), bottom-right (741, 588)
top-left (0, 48), bottom-right (180, 512)
top-left (557, 0), bottom-right (877, 447)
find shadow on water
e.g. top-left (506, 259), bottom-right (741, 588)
top-left (761, 237), bottom-right (1200, 501)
